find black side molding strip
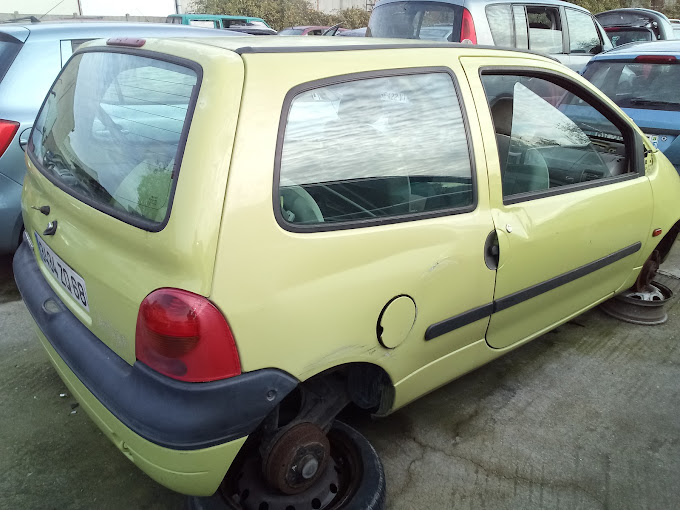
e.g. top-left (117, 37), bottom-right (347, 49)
top-left (425, 241), bottom-right (642, 341)
top-left (425, 303), bottom-right (494, 341)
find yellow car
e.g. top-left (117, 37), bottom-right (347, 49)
top-left (13, 35), bottom-right (680, 510)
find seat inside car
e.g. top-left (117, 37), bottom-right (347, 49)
top-left (489, 96), bottom-right (550, 195)
top-left (280, 184), bottom-right (324, 224)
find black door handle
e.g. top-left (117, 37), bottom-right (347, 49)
top-left (484, 230), bottom-right (499, 270)
top-left (43, 221), bottom-right (58, 236)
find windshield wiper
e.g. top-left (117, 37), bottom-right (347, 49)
top-left (628, 99), bottom-right (680, 107)
top-left (70, 161), bottom-right (112, 202)
top-left (42, 151), bottom-right (110, 201)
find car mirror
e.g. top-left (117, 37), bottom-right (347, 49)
top-left (590, 44), bottom-right (604, 55)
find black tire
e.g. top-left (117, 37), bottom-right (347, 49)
top-left (187, 420), bottom-right (386, 510)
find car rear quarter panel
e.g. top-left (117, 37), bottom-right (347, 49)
top-left (0, 37), bottom-right (62, 186)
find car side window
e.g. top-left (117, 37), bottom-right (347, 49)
top-left (486, 4), bottom-right (513, 47)
top-left (566, 9), bottom-right (602, 54)
top-left (513, 6), bottom-right (529, 49)
top-left (525, 6), bottom-right (563, 54)
top-left (481, 73), bottom-right (633, 201)
top-left (277, 72), bottom-right (474, 229)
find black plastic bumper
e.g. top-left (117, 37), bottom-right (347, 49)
top-left (13, 240), bottom-right (298, 450)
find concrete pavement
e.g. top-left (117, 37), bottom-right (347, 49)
top-left (1, 248), bottom-right (680, 509)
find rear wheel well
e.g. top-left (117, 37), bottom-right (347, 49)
top-left (274, 363), bottom-right (395, 427)
top-left (223, 363), bottom-right (394, 495)
top-left (656, 220), bottom-right (680, 263)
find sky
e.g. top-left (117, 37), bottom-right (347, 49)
top-left (2, 0), bottom-right (177, 16)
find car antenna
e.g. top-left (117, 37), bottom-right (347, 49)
top-left (39, 0), bottom-right (68, 20)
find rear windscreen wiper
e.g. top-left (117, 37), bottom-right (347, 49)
top-left (628, 99), bottom-right (680, 107)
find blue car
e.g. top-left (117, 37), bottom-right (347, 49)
top-left (580, 40), bottom-right (680, 173)
top-left (0, 21), bottom-right (243, 254)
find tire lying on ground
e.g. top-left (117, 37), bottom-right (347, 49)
top-left (187, 420), bottom-right (385, 510)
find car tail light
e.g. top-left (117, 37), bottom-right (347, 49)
top-left (461, 8), bottom-right (477, 44)
top-left (634, 55), bottom-right (678, 64)
top-left (136, 288), bottom-right (241, 382)
top-left (0, 120), bottom-right (19, 158)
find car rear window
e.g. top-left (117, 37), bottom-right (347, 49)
top-left (604, 28), bottom-right (653, 47)
top-left (583, 60), bottom-right (680, 112)
top-left (29, 50), bottom-right (200, 230)
top-left (368, 1), bottom-right (461, 41)
top-left (0, 37), bottom-right (22, 82)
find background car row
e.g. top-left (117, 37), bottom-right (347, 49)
top-left (0, 22), bottom-right (238, 255)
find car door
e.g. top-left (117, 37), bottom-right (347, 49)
top-left (461, 57), bottom-right (653, 350)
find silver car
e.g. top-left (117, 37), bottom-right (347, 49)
top-left (367, 0), bottom-right (612, 71)
top-left (0, 21), bottom-right (239, 254)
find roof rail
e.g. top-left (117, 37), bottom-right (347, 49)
top-left (1, 16), bottom-right (40, 24)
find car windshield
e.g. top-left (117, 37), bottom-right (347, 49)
top-left (368, 1), bottom-right (460, 41)
top-left (0, 37), bottom-right (22, 82)
top-left (279, 28), bottom-right (305, 35)
top-left (583, 60), bottom-right (680, 111)
top-left (29, 51), bottom-right (199, 229)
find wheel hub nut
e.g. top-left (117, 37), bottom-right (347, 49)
top-left (300, 455), bottom-right (319, 479)
top-left (262, 422), bottom-right (330, 494)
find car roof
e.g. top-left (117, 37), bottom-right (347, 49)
top-left (596, 8), bottom-right (671, 23)
top-left (0, 21), bottom-right (232, 41)
top-left (111, 33), bottom-right (558, 62)
top-left (168, 13), bottom-right (264, 20)
top-left (591, 40), bottom-right (680, 59)
top-left (374, 0), bottom-right (591, 12)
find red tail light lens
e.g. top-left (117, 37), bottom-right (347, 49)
top-left (461, 8), bottom-right (477, 44)
top-left (634, 55), bottom-right (678, 64)
top-left (0, 120), bottom-right (19, 158)
top-left (136, 288), bottom-right (241, 382)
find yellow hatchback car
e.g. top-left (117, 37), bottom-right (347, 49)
top-left (13, 35), bottom-right (680, 510)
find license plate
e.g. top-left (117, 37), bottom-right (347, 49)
top-left (34, 232), bottom-right (89, 311)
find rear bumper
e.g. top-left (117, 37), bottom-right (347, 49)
top-left (13, 240), bottom-right (298, 494)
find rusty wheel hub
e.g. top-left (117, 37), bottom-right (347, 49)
top-left (635, 250), bottom-right (661, 291)
top-left (263, 422), bottom-right (330, 495)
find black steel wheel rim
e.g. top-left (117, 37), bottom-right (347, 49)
top-left (221, 425), bottom-right (363, 510)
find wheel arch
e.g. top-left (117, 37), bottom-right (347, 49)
top-left (297, 362), bottom-right (396, 418)
top-left (655, 219), bottom-right (680, 263)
